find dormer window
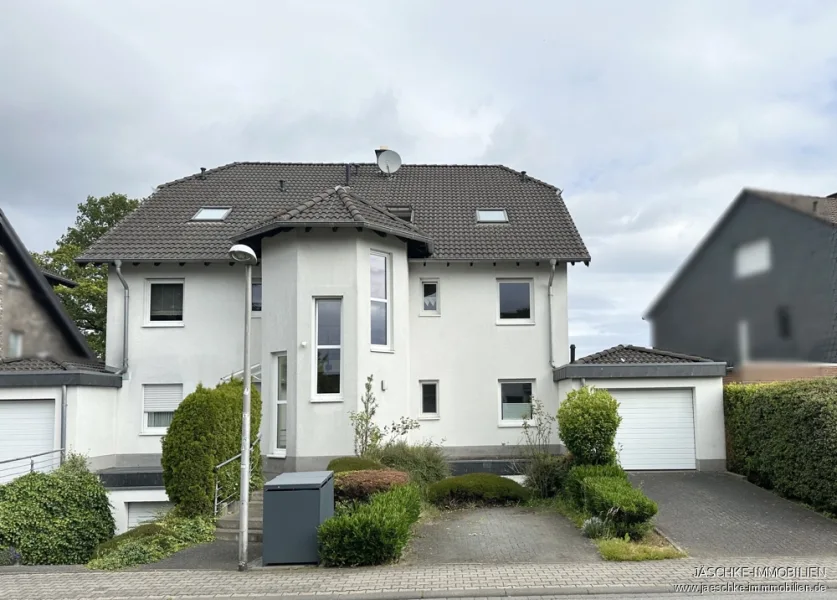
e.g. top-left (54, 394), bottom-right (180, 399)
top-left (191, 207), bottom-right (231, 221)
top-left (387, 205), bottom-right (413, 223)
top-left (477, 209), bottom-right (508, 223)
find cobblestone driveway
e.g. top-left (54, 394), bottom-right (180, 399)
top-left (629, 471), bottom-right (837, 558)
top-left (401, 505), bottom-right (600, 565)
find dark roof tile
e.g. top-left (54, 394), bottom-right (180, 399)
top-left (0, 357), bottom-right (114, 373)
top-left (574, 344), bottom-right (716, 365)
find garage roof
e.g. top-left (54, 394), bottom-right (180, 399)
top-left (0, 357), bottom-right (122, 388)
top-left (554, 345), bottom-right (728, 380)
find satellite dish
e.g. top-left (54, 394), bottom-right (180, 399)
top-left (377, 149), bottom-right (402, 175)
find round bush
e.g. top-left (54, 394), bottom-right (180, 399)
top-left (524, 454), bottom-right (572, 498)
top-left (0, 455), bottom-right (115, 565)
top-left (426, 473), bottom-right (530, 508)
top-left (334, 469), bottom-right (410, 502)
top-left (557, 386), bottom-right (622, 465)
top-left (161, 379), bottom-right (262, 517)
top-left (370, 441), bottom-right (451, 488)
top-left (327, 456), bottom-right (386, 473)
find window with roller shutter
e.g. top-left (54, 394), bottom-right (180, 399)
top-left (142, 384), bottom-right (183, 434)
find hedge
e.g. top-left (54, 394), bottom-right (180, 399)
top-left (318, 484), bottom-right (422, 567)
top-left (565, 464), bottom-right (628, 508)
top-left (327, 457), bottom-right (386, 473)
top-left (368, 441), bottom-right (451, 488)
top-left (725, 379), bottom-right (837, 513)
top-left (0, 455), bottom-right (115, 565)
top-left (161, 378), bottom-right (263, 517)
top-left (334, 469), bottom-right (410, 502)
top-left (581, 476), bottom-right (657, 539)
top-left (426, 473), bottom-right (530, 508)
top-left (557, 386), bottom-right (622, 465)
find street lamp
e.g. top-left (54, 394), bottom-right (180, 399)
top-left (229, 243), bottom-right (258, 571)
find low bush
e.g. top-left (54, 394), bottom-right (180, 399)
top-left (426, 473), bottom-right (530, 508)
top-left (581, 516), bottom-right (611, 539)
top-left (724, 379), bottom-right (837, 513)
top-left (161, 379), bottom-right (262, 517)
top-left (318, 484), bottom-right (422, 567)
top-left (334, 469), bottom-right (410, 502)
top-left (367, 440), bottom-right (450, 488)
top-left (88, 515), bottom-right (215, 570)
top-left (524, 453), bottom-right (572, 498)
top-left (581, 476), bottom-right (657, 539)
top-left (565, 464), bottom-right (627, 508)
top-left (0, 546), bottom-right (21, 566)
top-left (557, 386), bottom-right (622, 465)
top-left (327, 456), bottom-right (386, 473)
top-left (0, 455), bottom-right (115, 565)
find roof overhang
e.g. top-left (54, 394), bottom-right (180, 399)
top-left (553, 362), bottom-right (729, 381)
top-left (0, 370), bottom-right (123, 388)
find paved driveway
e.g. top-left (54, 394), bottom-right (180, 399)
top-left (402, 506), bottom-right (600, 565)
top-left (629, 471), bottom-right (837, 557)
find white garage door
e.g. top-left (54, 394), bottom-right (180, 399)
top-left (127, 502), bottom-right (173, 529)
top-left (0, 400), bottom-right (56, 483)
top-left (608, 388), bottom-right (696, 470)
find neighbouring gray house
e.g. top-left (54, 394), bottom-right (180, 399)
top-left (645, 188), bottom-right (837, 367)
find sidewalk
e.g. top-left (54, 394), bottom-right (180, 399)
top-left (2, 557), bottom-right (837, 599)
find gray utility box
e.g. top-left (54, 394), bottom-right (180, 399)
top-left (262, 471), bottom-right (334, 565)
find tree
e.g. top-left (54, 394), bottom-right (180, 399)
top-left (32, 193), bottom-right (140, 358)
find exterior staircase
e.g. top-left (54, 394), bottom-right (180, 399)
top-left (216, 490), bottom-right (264, 542)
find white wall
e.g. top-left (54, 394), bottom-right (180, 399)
top-left (65, 386), bottom-right (118, 459)
top-left (108, 488), bottom-right (170, 534)
top-left (409, 262), bottom-right (568, 453)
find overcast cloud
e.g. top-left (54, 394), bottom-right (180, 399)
top-left (2, 0), bottom-right (837, 357)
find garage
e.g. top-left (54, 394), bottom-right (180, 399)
top-left (127, 502), bottom-right (173, 529)
top-left (607, 388), bottom-right (696, 470)
top-left (554, 344), bottom-right (728, 472)
top-left (0, 399), bottom-right (56, 483)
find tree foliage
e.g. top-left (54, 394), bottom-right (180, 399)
top-left (32, 193), bottom-right (140, 358)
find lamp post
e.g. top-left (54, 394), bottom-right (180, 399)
top-left (228, 243), bottom-right (258, 571)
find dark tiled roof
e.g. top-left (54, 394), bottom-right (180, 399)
top-left (574, 345), bottom-right (716, 365)
top-left (78, 162), bottom-right (590, 263)
top-left (748, 188), bottom-right (837, 226)
top-left (0, 357), bottom-right (114, 373)
top-left (40, 268), bottom-right (78, 288)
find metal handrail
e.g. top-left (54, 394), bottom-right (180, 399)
top-left (213, 433), bottom-right (261, 517)
top-left (0, 448), bottom-right (64, 467)
top-left (0, 449), bottom-right (64, 483)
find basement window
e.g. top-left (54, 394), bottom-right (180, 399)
top-left (477, 209), bottom-right (508, 223)
top-left (191, 207), bottom-right (231, 221)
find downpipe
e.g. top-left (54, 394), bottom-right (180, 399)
top-left (547, 259), bottom-right (558, 368)
top-left (60, 384), bottom-right (67, 465)
top-left (114, 260), bottom-right (129, 375)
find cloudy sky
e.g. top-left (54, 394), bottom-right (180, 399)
top-left (3, 1), bottom-right (837, 357)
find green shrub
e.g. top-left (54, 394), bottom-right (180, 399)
top-left (524, 453), bottom-right (572, 498)
top-left (367, 440), bottom-right (450, 488)
top-left (318, 484), bottom-right (421, 567)
top-left (725, 379), bottom-right (837, 513)
top-left (161, 378), bottom-right (262, 517)
top-left (581, 476), bottom-right (657, 539)
top-left (327, 456), bottom-right (386, 473)
top-left (565, 464), bottom-right (627, 508)
top-left (334, 469), bottom-right (410, 502)
top-left (557, 386), bottom-right (622, 465)
top-left (0, 456), bottom-right (115, 565)
top-left (88, 515), bottom-right (215, 570)
top-left (426, 473), bottom-right (530, 508)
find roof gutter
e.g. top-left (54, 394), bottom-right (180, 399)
top-left (548, 259), bottom-right (558, 369)
top-left (114, 260), bottom-right (129, 376)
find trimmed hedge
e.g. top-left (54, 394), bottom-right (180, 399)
top-left (318, 484), bottom-right (422, 567)
top-left (0, 455), bottom-right (115, 565)
top-left (581, 476), bottom-right (657, 539)
top-left (327, 457), bottom-right (386, 473)
top-left (725, 379), bottom-right (837, 513)
top-left (368, 441), bottom-right (450, 488)
top-left (161, 379), bottom-right (262, 517)
top-left (426, 473), bottom-right (530, 508)
top-left (557, 386), bottom-right (622, 466)
top-left (565, 464), bottom-right (628, 508)
top-left (334, 469), bottom-right (410, 502)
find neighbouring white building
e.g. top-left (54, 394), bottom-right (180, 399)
top-left (1, 151), bottom-right (728, 532)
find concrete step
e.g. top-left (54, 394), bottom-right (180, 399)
top-left (217, 516), bottom-right (263, 530)
top-left (215, 528), bottom-right (263, 543)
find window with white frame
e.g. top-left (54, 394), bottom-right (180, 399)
top-left (8, 331), bottom-right (23, 358)
top-left (142, 384), bottom-right (183, 433)
top-left (6, 264), bottom-right (20, 287)
top-left (146, 280), bottom-right (184, 325)
top-left (275, 353), bottom-right (288, 454)
top-left (734, 238), bottom-right (771, 279)
top-left (497, 279), bottom-right (533, 323)
top-left (315, 298), bottom-right (342, 396)
top-left (191, 207), bottom-right (231, 221)
top-left (421, 279), bottom-right (439, 315)
top-left (477, 209), bottom-right (509, 223)
top-left (370, 252), bottom-right (391, 348)
top-left (499, 380), bottom-right (534, 422)
top-left (252, 278), bottom-right (262, 312)
top-left (420, 381), bottom-right (439, 417)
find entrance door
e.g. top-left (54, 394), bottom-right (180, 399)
top-left (274, 353), bottom-right (288, 456)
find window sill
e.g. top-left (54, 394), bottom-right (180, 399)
top-left (251, 312), bottom-right (262, 319)
top-left (418, 415), bottom-right (440, 421)
top-left (311, 396), bottom-right (343, 404)
top-left (371, 347), bottom-right (394, 354)
top-left (140, 431), bottom-right (167, 436)
top-left (143, 322), bottom-right (185, 328)
top-left (495, 320), bottom-right (535, 326)
top-left (267, 451), bottom-right (287, 459)
top-left (498, 421), bottom-right (528, 428)
top-left (419, 312), bottom-right (441, 318)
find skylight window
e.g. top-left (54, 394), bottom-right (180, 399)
top-left (191, 207), bottom-right (231, 221)
top-left (477, 209), bottom-right (509, 223)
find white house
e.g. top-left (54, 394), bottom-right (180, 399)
top-left (0, 151), bottom-right (728, 532)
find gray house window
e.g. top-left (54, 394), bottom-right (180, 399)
top-left (497, 279), bottom-right (533, 322)
top-left (315, 298), bottom-right (342, 396)
top-left (252, 278), bottom-right (262, 312)
top-left (777, 306), bottom-right (792, 340)
top-left (149, 282), bottom-right (184, 323)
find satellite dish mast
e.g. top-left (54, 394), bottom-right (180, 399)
top-left (376, 149), bottom-right (402, 175)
